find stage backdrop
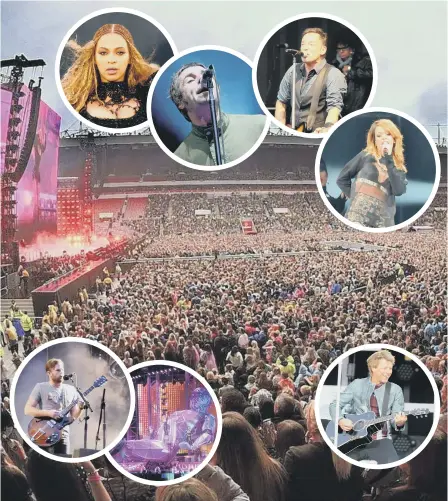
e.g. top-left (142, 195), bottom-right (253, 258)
top-left (1, 85), bottom-right (61, 241)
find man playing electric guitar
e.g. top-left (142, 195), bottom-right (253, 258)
top-left (275, 27), bottom-right (347, 134)
top-left (24, 358), bottom-right (82, 455)
top-left (329, 350), bottom-right (407, 464)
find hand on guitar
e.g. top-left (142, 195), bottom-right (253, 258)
top-left (338, 418), bottom-right (354, 432)
top-left (394, 412), bottom-right (407, 427)
top-left (46, 410), bottom-right (63, 420)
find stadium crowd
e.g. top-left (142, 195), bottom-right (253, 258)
top-left (2, 225), bottom-right (447, 501)
top-left (94, 189), bottom-right (446, 244)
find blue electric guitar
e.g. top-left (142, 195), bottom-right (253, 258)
top-left (325, 408), bottom-right (430, 454)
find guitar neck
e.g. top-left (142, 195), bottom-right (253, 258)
top-left (60, 383), bottom-right (97, 417)
top-left (366, 410), bottom-right (410, 428)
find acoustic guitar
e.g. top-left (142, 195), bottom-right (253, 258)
top-left (27, 375), bottom-right (107, 447)
top-left (325, 407), bottom-right (430, 454)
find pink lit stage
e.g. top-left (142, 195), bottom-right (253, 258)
top-left (111, 366), bottom-right (218, 481)
top-left (20, 233), bottom-right (110, 262)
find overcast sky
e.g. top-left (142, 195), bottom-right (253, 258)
top-left (2, 1), bottom-right (447, 138)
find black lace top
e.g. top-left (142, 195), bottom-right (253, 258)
top-left (80, 73), bottom-right (157, 129)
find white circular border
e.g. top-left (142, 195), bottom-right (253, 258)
top-left (314, 107), bottom-right (442, 233)
top-left (252, 12), bottom-right (379, 139)
top-left (54, 7), bottom-right (178, 134)
top-left (146, 44), bottom-right (271, 172)
top-left (9, 337), bottom-right (136, 463)
top-left (314, 343), bottom-right (441, 470)
top-left (105, 360), bottom-right (223, 486)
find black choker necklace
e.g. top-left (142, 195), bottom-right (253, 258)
top-left (97, 81), bottom-right (134, 104)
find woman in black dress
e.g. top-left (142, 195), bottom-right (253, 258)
top-left (62, 24), bottom-right (158, 129)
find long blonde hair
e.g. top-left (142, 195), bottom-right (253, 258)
top-left (62, 24), bottom-right (158, 112)
top-left (364, 119), bottom-right (407, 172)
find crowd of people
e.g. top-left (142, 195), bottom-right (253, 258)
top-left (2, 221), bottom-right (447, 501)
top-left (93, 189), bottom-right (446, 246)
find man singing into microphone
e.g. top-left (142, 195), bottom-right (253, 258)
top-left (24, 358), bottom-right (81, 455)
top-left (169, 62), bottom-right (267, 166)
top-left (329, 350), bottom-right (407, 464)
top-left (275, 28), bottom-right (347, 133)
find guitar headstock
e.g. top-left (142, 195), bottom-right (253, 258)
top-left (410, 408), bottom-right (430, 417)
top-left (93, 376), bottom-right (108, 388)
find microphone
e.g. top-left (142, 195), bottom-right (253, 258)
top-left (285, 49), bottom-right (304, 56)
top-left (200, 65), bottom-right (215, 91)
top-left (202, 65), bottom-right (214, 80)
top-left (63, 373), bottom-right (75, 380)
top-left (276, 43), bottom-right (289, 49)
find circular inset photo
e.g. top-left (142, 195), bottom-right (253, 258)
top-left (56, 8), bottom-right (177, 133)
top-left (148, 46), bottom-right (270, 170)
top-left (10, 338), bottom-right (135, 462)
top-left (253, 13), bottom-right (377, 137)
top-left (315, 345), bottom-right (441, 469)
top-left (316, 108), bottom-right (441, 232)
top-left (106, 361), bottom-right (222, 485)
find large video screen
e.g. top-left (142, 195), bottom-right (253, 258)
top-left (1, 85), bottom-right (60, 242)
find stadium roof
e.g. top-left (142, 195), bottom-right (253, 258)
top-left (59, 123), bottom-right (447, 153)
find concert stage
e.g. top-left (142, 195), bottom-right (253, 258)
top-left (31, 258), bottom-right (113, 314)
top-left (20, 236), bottom-right (109, 263)
top-left (110, 365), bottom-right (218, 482)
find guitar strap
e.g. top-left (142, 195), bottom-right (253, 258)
top-left (306, 63), bottom-right (331, 132)
top-left (381, 382), bottom-right (391, 416)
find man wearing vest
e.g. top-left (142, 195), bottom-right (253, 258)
top-left (21, 311), bottom-right (33, 339)
top-left (275, 28), bottom-right (347, 134)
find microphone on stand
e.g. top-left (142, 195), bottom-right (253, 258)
top-left (285, 49), bottom-right (304, 56)
top-left (199, 65), bottom-right (215, 93)
top-left (200, 65), bottom-right (214, 87)
top-left (202, 65), bottom-right (214, 79)
top-left (199, 64), bottom-right (223, 164)
top-left (63, 373), bottom-right (75, 381)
